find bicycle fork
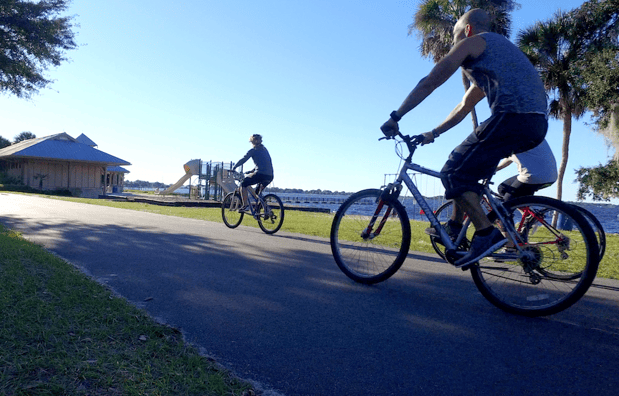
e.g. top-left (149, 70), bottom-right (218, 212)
top-left (361, 201), bottom-right (393, 240)
top-left (360, 186), bottom-right (400, 240)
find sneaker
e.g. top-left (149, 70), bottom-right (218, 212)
top-left (425, 220), bottom-right (462, 240)
top-left (493, 246), bottom-right (519, 262)
top-left (239, 205), bottom-right (250, 213)
top-left (454, 228), bottom-right (507, 269)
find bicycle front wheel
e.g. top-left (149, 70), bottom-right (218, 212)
top-left (257, 193), bottom-right (284, 234)
top-left (470, 196), bottom-right (599, 316)
top-left (221, 192), bottom-right (244, 228)
top-left (330, 189), bottom-right (411, 284)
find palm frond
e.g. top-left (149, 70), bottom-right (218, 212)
top-left (409, 0), bottom-right (520, 62)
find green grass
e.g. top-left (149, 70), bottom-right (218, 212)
top-left (0, 223), bottom-right (253, 395)
top-left (596, 235), bottom-right (619, 279)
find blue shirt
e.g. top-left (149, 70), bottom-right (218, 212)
top-left (235, 145), bottom-right (273, 176)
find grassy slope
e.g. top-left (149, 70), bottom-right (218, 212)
top-left (0, 198), bottom-right (253, 395)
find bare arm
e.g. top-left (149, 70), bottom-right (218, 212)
top-left (381, 34), bottom-right (486, 135)
top-left (396, 35), bottom-right (485, 117)
top-left (420, 84), bottom-right (485, 143)
top-left (436, 85), bottom-right (485, 134)
top-left (495, 158), bottom-right (513, 171)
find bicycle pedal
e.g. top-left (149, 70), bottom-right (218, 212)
top-left (445, 249), bottom-right (464, 265)
top-left (460, 263), bottom-right (476, 271)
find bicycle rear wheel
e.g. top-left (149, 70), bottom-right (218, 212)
top-left (470, 196), bottom-right (599, 316)
top-left (221, 192), bottom-right (244, 228)
top-left (330, 189), bottom-right (411, 284)
top-left (257, 193), bottom-right (284, 234)
top-left (572, 205), bottom-right (606, 261)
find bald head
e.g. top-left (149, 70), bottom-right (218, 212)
top-left (459, 8), bottom-right (491, 32)
top-left (452, 8), bottom-right (491, 45)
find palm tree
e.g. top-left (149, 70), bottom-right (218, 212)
top-left (409, 0), bottom-right (520, 128)
top-left (518, 0), bottom-right (619, 203)
top-left (518, 1), bottom-right (619, 202)
top-left (573, 0), bottom-right (619, 154)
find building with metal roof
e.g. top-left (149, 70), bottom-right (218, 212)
top-left (75, 133), bottom-right (98, 147)
top-left (0, 133), bottom-right (131, 198)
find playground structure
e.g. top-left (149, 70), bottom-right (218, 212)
top-left (156, 159), bottom-right (240, 201)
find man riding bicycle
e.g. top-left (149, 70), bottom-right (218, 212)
top-left (381, 8), bottom-right (548, 268)
top-left (232, 134), bottom-right (274, 212)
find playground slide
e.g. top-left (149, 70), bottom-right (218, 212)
top-left (157, 159), bottom-right (200, 195)
top-left (217, 169), bottom-right (239, 195)
top-left (157, 159), bottom-right (240, 196)
top-left (157, 173), bottom-right (192, 195)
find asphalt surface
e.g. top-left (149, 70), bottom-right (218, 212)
top-left (2, 193), bottom-right (619, 396)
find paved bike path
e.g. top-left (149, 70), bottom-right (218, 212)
top-left (2, 193), bottom-right (619, 396)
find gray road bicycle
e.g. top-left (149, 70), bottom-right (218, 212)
top-left (221, 171), bottom-right (284, 234)
top-left (330, 132), bottom-right (600, 316)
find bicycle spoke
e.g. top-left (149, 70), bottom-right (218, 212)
top-left (257, 193), bottom-right (284, 234)
top-left (330, 189), bottom-right (411, 284)
top-left (221, 192), bottom-right (244, 228)
top-left (471, 196), bottom-right (599, 316)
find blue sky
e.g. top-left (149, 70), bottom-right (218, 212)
top-left (1, 0), bottom-right (614, 203)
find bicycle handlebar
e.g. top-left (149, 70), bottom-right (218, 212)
top-left (380, 131), bottom-right (425, 161)
top-left (228, 170), bottom-right (244, 181)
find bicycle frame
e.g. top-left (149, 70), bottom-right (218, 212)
top-left (236, 184), bottom-right (267, 218)
top-left (377, 138), bottom-right (527, 262)
top-left (390, 162), bottom-right (458, 252)
top-left (514, 206), bottom-right (571, 250)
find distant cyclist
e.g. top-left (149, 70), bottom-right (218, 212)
top-left (232, 134), bottom-right (274, 212)
top-left (495, 139), bottom-right (557, 201)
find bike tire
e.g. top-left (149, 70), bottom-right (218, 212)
top-left (330, 189), bottom-right (411, 284)
top-left (517, 204), bottom-right (602, 282)
top-left (257, 193), bottom-right (284, 234)
top-left (221, 192), bottom-right (244, 228)
top-left (469, 195), bottom-right (599, 317)
top-left (572, 205), bottom-right (606, 261)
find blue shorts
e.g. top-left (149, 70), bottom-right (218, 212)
top-left (440, 113), bottom-right (547, 200)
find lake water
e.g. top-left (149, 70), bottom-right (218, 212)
top-left (571, 202), bottom-right (619, 234)
top-left (281, 194), bottom-right (619, 235)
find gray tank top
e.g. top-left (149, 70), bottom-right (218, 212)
top-left (463, 32), bottom-right (548, 115)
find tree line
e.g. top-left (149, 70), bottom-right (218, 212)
top-left (124, 180), bottom-right (349, 195)
top-left (0, 132), bottom-right (38, 148)
top-left (263, 187), bottom-right (350, 195)
top-left (124, 180), bottom-right (168, 189)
